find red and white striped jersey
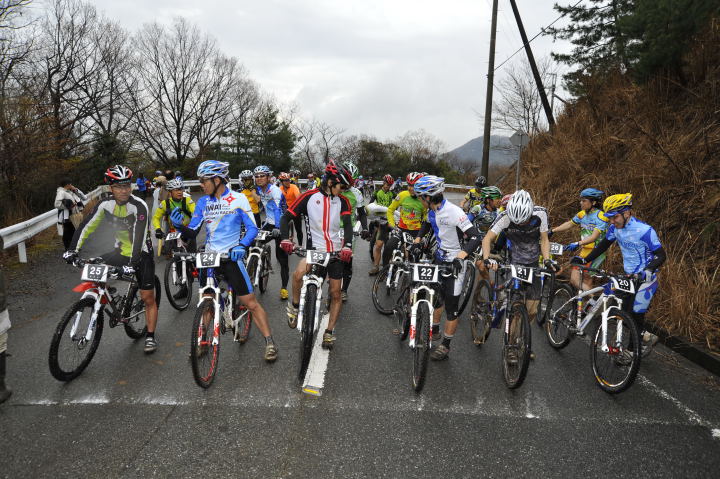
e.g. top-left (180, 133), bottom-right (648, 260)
top-left (286, 189), bottom-right (351, 252)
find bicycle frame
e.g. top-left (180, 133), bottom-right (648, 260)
top-left (296, 264), bottom-right (326, 334)
top-left (408, 284), bottom-right (436, 349)
top-left (244, 231), bottom-right (271, 288)
top-left (197, 267), bottom-right (234, 346)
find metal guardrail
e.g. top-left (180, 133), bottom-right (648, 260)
top-left (0, 187), bottom-right (104, 263)
top-left (1, 179), bottom-right (471, 263)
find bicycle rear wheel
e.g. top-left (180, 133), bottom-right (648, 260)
top-left (590, 309), bottom-right (641, 394)
top-left (235, 306), bottom-right (253, 344)
top-left (372, 264), bottom-right (403, 315)
top-left (298, 284), bottom-right (317, 381)
top-left (123, 276), bottom-right (160, 339)
top-left (412, 301), bottom-right (431, 392)
top-left (49, 298), bottom-right (104, 381)
top-left (394, 285), bottom-right (411, 341)
top-left (190, 299), bottom-right (220, 388)
top-left (456, 260), bottom-right (476, 316)
top-left (470, 280), bottom-right (493, 346)
top-left (259, 246), bottom-right (271, 293)
top-left (545, 283), bottom-right (574, 349)
top-left (502, 301), bottom-right (531, 389)
top-left (164, 258), bottom-right (192, 311)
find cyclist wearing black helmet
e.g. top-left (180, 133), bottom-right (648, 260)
top-left (460, 176), bottom-right (487, 212)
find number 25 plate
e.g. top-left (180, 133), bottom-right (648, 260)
top-left (511, 265), bottom-right (533, 283)
top-left (307, 251), bottom-right (330, 266)
top-left (413, 264), bottom-right (438, 283)
top-left (196, 252), bottom-right (221, 268)
top-left (81, 264), bottom-right (109, 282)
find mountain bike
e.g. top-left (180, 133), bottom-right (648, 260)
top-left (178, 252), bottom-right (253, 388)
top-left (244, 229), bottom-right (273, 294)
top-left (545, 265), bottom-right (641, 393)
top-left (471, 263), bottom-right (554, 389)
top-left (163, 231), bottom-right (197, 311)
top-left (49, 258), bottom-right (161, 381)
top-left (292, 248), bottom-right (338, 381)
top-left (392, 253), bottom-right (456, 392)
top-left (535, 242), bottom-right (563, 326)
top-left (371, 229), bottom-right (414, 314)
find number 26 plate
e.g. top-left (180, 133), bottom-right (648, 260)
top-left (550, 242), bottom-right (564, 255)
top-left (81, 264), bottom-right (109, 282)
top-left (196, 252), bottom-right (221, 268)
top-left (307, 251), bottom-right (330, 266)
top-left (413, 264), bottom-right (438, 283)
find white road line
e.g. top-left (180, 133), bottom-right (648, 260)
top-left (301, 312), bottom-right (331, 396)
top-left (638, 375), bottom-right (720, 439)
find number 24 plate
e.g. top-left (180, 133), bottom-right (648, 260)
top-left (196, 252), bottom-right (221, 268)
top-left (81, 264), bottom-right (109, 282)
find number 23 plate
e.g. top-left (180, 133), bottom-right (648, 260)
top-left (307, 251), bottom-right (330, 266)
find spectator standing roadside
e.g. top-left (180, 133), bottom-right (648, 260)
top-left (136, 173), bottom-right (148, 200)
top-left (0, 268), bottom-right (12, 403)
top-left (54, 178), bottom-right (88, 251)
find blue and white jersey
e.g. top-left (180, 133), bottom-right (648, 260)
top-left (187, 187), bottom-right (258, 254)
top-left (606, 217), bottom-right (662, 274)
top-left (428, 200), bottom-right (474, 262)
top-left (256, 183), bottom-right (286, 227)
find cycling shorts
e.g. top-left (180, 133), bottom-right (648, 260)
top-left (303, 255), bottom-right (343, 280)
top-left (375, 222), bottom-right (390, 243)
top-left (101, 250), bottom-right (155, 291)
top-left (199, 260), bottom-right (253, 297)
top-left (432, 259), bottom-right (466, 319)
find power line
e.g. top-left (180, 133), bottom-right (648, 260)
top-left (494, 0), bottom-right (584, 72)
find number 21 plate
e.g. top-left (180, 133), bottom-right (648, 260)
top-left (511, 265), bottom-right (533, 283)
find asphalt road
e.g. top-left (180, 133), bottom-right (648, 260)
top-left (1, 191), bottom-right (719, 478)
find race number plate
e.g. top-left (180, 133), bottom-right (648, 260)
top-left (413, 264), bottom-right (439, 283)
top-left (196, 252), bottom-right (221, 269)
top-left (511, 265), bottom-right (533, 283)
top-left (165, 231), bottom-right (182, 241)
top-left (611, 277), bottom-right (635, 293)
top-left (403, 232), bottom-right (415, 244)
top-left (550, 242), bottom-right (564, 255)
top-left (307, 251), bottom-right (330, 267)
top-left (256, 230), bottom-right (270, 241)
top-left (81, 264), bottom-right (109, 283)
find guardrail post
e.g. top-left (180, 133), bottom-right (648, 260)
top-left (17, 241), bottom-right (27, 263)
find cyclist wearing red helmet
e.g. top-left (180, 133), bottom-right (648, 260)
top-left (382, 172), bottom-right (427, 265)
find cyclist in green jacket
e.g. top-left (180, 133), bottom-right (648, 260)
top-left (368, 174), bottom-right (395, 275)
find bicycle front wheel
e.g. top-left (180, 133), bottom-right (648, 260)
top-left (502, 301), bottom-right (531, 389)
top-left (456, 260), bottom-right (476, 317)
top-left (164, 258), bottom-right (192, 311)
top-left (245, 255), bottom-right (259, 291)
top-left (372, 264), bottom-right (402, 315)
top-left (123, 276), bottom-right (160, 339)
top-left (590, 309), bottom-right (641, 394)
top-left (298, 284), bottom-right (317, 381)
top-left (412, 301), bottom-right (431, 392)
top-left (49, 298), bottom-right (104, 381)
top-left (545, 283), bottom-right (574, 349)
top-left (470, 280), bottom-right (493, 346)
top-left (190, 299), bottom-right (220, 388)
top-left (259, 246), bottom-right (271, 293)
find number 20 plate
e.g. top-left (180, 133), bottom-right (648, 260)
top-left (413, 264), bottom-right (438, 283)
top-left (511, 265), bottom-right (533, 283)
top-left (307, 251), bottom-right (330, 266)
top-left (196, 252), bottom-right (221, 268)
top-left (611, 277), bottom-right (635, 293)
top-left (81, 264), bottom-right (109, 282)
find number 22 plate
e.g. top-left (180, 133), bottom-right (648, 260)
top-left (196, 252), bottom-right (221, 268)
top-left (81, 264), bottom-right (109, 282)
top-left (413, 264), bottom-right (438, 283)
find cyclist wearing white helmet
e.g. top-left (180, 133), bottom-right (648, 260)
top-left (171, 160), bottom-right (278, 362)
top-left (152, 177), bottom-right (196, 265)
top-left (411, 175), bottom-right (483, 360)
top-left (482, 190), bottom-right (556, 359)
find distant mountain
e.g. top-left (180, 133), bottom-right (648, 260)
top-left (448, 135), bottom-right (517, 166)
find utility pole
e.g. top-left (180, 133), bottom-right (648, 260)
top-left (481, 0), bottom-right (499, 180)
top-left (508, 0), bottom-right (555, 128)
top-left (549, 73), bottom-right (557, 115)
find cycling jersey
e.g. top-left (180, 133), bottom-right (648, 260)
top-left (152, 195), bottom-right (196, 230)
top-left (256, 183), bottom-right (286, 227)
top-left (387, 190), bottom-right (426, 230)
top-left (341, 186), bottom-right (365, 225)
top-left (468, 204), bottom-right (498, 234)
top-left (182, 187), bottom-right (257, 253)
top-left (282, 189), bottom-right (352, 252)
top-left (426, 200), bottom-right (477, 261)
top-left (71, 195), bottom-right (150, 260)
top-left (605, 217), bottom-right (662, 274)
top-left (464, 188), bottom-right (483, 210)
top-left (373, 189), bottom-right (394, 207)
top-left (490, 207), bottom-right (549, 265)
top-left (573, 208), bottom-right (608, 258)
top-left (240, 184), bottom-right (260, 214)
top-left (280, 183), bottom-right (301, 209)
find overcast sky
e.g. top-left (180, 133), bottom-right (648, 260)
top-left (77, 0), bottom-right (573, 150)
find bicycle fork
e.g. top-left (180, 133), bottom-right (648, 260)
top-left (297, 275), bottom-right (324, 332)
top-left (409, 286), bottom-right (434, 348)
top-left (72, 287), bottom-right (106, 342)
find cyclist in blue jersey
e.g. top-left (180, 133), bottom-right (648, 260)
top-left (171, 160), bottom-right (278, 362)
top-left (411, 176), bottom-right (483, 360)
top-left (254, 165), bottom-right (290, 300)
top-left (573, 193), bottom-right (665, 355)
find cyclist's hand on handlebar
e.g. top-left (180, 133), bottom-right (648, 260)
top-left (229, 245), bottom-right (246, 262)
top-left (452, 257), bottom-right (464, 276)
top-left (155, 228), bottom-right (164, 239)
top-left (280, 239), bottom-right (295, 254)
top-left (565, 242), bottom-right (579, 252)
top-left (63, 249), bottom-right (78, 264)
top-left (483, 258), bottom-right (498, 271)
top-left (339, 246), bottom-right (353, 263)
top-left (121, 265), bottom-right (135, 276)
top-left (360, 229), bottom-right (370, 240)
top-left (569, 256), bottom-right (585, 266)
top-left (544, 258), bottom-right (559, 272)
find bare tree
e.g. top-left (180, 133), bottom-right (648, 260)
top-left (492, 56), bottom-right (557, 135)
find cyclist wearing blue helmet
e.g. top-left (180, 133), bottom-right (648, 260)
top-left (171, 160), bottom-right (278, 362)
top-left (550, 187), bottom-right (608, 291)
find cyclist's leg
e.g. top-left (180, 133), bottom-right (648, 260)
top-left (374, 223), bottom-right (389, 268)
top-left (524, 264), bottom-right (541, 320)
top-left (382, 231), bottom-right (400, 266)
top-left (274, 235), bottom-right (290, 290)
top-left (632, 273), bottom-right (659, 335)
top-left (326, 261), bottom-right (344, 331)
top-left (134, 252), bottom-right (158, 333)
top-left (341, 256), bottom-right (353, 292)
